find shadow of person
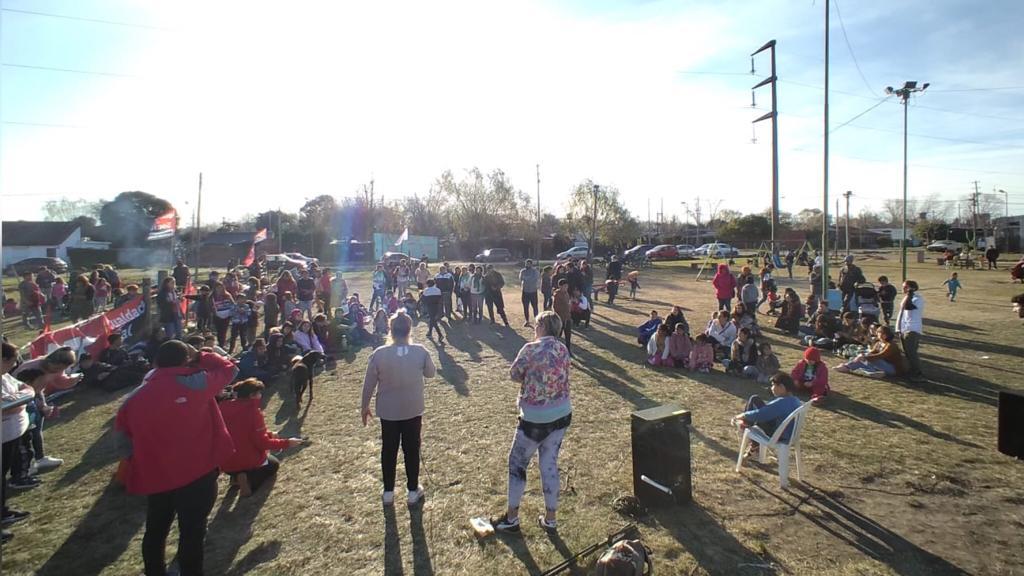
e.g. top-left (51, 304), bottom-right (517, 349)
top-left (225, 540), bottom-right (282, 576)
top-left (205, 474), bottom-right (276, 574)
top-left (545, 531), bottom-right (587, 575)
top-left (652, 501), bottom-right (771, 574)
top-left (409, 505), bottom-right (434, 576)
top-left (36, 481), bottom-right (147, 576)
top-left (822, 393), bottom-right (982, 448)
top-left (495, 532), bottom-right (543, 576)
top-left (383, 505), bottom-right (405, 576)
top-left (436, 344), bottom-right (469, 396)
top-left (56, 418), bottom-right (120, 488)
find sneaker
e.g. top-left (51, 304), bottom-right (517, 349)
top-left (35, 456), bottom-right (64, 469)
top-left (492, 513), bottom-right (521, 533)
top-left (1, 530), bottom-right (12, 544)
top-left (537, 515), bottom-right (558, 533)
top-left (407, 485), bottom-right (425, 506)
top-left (382, 491), bottom-right (395, 505)
top-left (1, 510), bottom-right (30, 526)
top-left (523, 322), bottom-right (532, 328)
top-left (9, 477), bottom-right (40, 490)
top-left (28, 462), bottom-right (38, 476)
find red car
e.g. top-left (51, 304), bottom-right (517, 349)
top-left (645, 245), bottom-right (679, 261)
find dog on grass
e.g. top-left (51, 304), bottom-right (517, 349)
top-left (290, 351), bottom-right (325, 408)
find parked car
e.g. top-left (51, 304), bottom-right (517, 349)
top-left (381, 252), bottom-right (420, 266)
top-left (623, 244), bottom-right (655, 261)
top-left (694, 243), bottom-right (739, 258)
top-left (646, 244), bottom-right (680, 261)
top-left (675, 244), bottom-right (696, 259)
top-left (285, 252), bottom-right (320, 266)
top-left (556, 246), bottom-right (590, 260)
top-left (926, 240), bottom-right (963, 253)
top-left (3, 257), bottom-right (69, 276)
top-left (264, 253), bottom-right (308, 272)
top-left (475, 248), bottom-right (513, 263)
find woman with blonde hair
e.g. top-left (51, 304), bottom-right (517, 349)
top-left (361, 312), bottom-right (436, 506)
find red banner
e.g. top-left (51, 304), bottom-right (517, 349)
top-left (29, 296), bottom-right (146, 359)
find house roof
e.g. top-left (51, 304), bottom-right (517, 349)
top-left (1, 221), bottom-right (80, 247)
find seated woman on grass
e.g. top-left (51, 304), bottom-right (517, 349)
top-left (704, 309), bottom-right (737, 358)
top-left (219, 378), bottom-right (304, 496)
top-left (834, 325), bottom-right (907, 378)
top-left (725, 327), bottom-right (757, 375)
top-left (731, 303), bottom-right (758, 336)
top-left (664, 306), bottom-right (689, 336)
top-left (774, 289), bottom-right (803, 335)
top-left (668, 324), bottom-right (692, 368)
top-left (637, 310), bottom-right (662, 346)
top-left (646, 324), bottom-right (672, 366)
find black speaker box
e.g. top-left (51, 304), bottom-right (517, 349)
top-left (998, 391), bottom-right (1024, 459)
top-left (631, 404), bottom-right (692, 508)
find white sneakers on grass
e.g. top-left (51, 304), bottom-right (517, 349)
top-left (382, 485), bottom-right (426, 506)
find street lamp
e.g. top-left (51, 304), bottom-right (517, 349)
top-left (884, 80), bottom-right (929, 281)
top-left (680, 202), bottom-right (689, 245)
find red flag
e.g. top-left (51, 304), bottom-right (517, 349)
top-left (253, 228), bottom-right (268, 244)
top-left (180, 277), bottom-right (193, 318)
top-left (242, 244), bottom-right (255, 267)
top-left (147, 209), bottom-right (177, 240)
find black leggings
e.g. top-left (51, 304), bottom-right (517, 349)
top-left (380, 416), bottom-right (422, 492)
top-left (212, 316), bottom-right (230, 347)
top-left (231, 454), bottom-right (280, 493)
top-left (522, 291), bottom-right (538, 322)
top-left (142, 469), bottom-right (218, 576)
top-left (2, 437), bottom-right (19, 514)
top-left (562, 319), bottom-right (572, 353)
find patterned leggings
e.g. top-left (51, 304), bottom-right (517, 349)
top-left (507, 425), bottom-right (567, 513)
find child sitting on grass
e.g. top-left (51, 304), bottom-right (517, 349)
top-left (747, 341), bottom-right (780, 384)
top-left (372, 309), bottom-right (389, 345)
top-left (668, 324), bottom-right (692, 368)
top-left (689, 334), bottom-right (715, 373)
top-left (725, 327), bottom-right (758, 374)
top-left (790, 347), bottom-right (830, 404)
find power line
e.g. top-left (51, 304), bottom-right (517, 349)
top-left (2, 62), bottom-right (136, 78)
top-left (831, 0), bottom-right (875, 97)
top-left (928, 86), bottom-right (1024, 93)
top-left (829, 96), bottom-right (890, 134)
top-left (0, 7), bottom-right (168, 30)
top-left (2, 120), bottom-right (86, 129)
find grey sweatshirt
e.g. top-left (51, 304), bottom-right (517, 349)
top-left (519, 267), bottom-right (540, 292)
top-left (361, 343), bottom-right (437, 421)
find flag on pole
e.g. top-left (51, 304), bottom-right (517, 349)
top-left (253, 228), bottom-right (268, 244)
top-left (394, 227), bottom-right (409, 247)
top-left (242, 228), bottom-right (267, 266)
top-left (147, 209), bottom-right (177, 240)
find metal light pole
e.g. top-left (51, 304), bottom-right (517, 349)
top-left (589, 184), bottom-right (599, 261)
top-left (843, 190), bottom-right (852, 255)
top-left (822, 2), bottom-right (830, 298)
top-left (753, 39), bottom-right (774, 254)
top-left (681, 202), bottom-right (689, 245)
top-left (885, 81), bottom-right (929, 281)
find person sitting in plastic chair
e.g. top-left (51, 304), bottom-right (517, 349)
top-left (732, 372), bottom-right (802, 458)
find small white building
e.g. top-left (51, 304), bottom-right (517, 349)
top-left (1, 221), bottom-right (108, 265)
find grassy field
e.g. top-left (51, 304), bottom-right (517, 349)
top-left (2, 252), bottom-right (1023, 575)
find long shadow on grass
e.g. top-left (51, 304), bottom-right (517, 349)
top-left (571, 347), bottom-right (657, 410)
top-left (384, 505), bottom-right (404, 575)
top-left (36, 482), bottom-right (146, 576)
top-left (445, 326), bottom-right (484, 363)
top-left (206, 479), bottom-right (275, 574)
top-left (409, 505), bottom-right (434, 576)
top-left (763, 481), bottom-right (969, 575)
top-left (911, 359), bottom-right (1003, 407)
top-left (922, 333), bottom-right (1023, 361)
top-left (44, 387), bottom-right (123, 429)
top-left (822, 394), bottom-right (982, 448)
top-left (494, 533), bottom-right (542, 575)
top-left (56, 419), bottom-right (119, 488)
top-left (436, 344), bottom-right (469, 396)
top-left (653, 502), bottom-right (773, 575)
top-left (922, 317), bottom-right (981, 333)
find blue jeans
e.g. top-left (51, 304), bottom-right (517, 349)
top-left (843, 358), bottom-right (895, 375)
top-left (163, 317), bottom-right (183, 340)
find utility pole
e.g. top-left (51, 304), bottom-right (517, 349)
top-left (681, 202), bottom-right (689, 246)
top-left (821, 1), bottom-right (831, 298)
top-left (843, 190), bottom-right (852, 255)
top-left (593, 185), bottom-right (600, 254)
top-left (659, 198), bottom-right (664, 238)
top-left (971, 180), bottom-right (981, 249)
top-left (694, 196), bottom-right (702, 245)
top-left (536, 164), bottom-right (541, 259)
top-left (193, 172), bottom-right (202, 276)
top-left (752, 39), bottom-right (780, 255)
top-left (885, 80), bottom-right (929, 281)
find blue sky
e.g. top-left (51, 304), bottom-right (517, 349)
top-left (2, 0), bottom-right (1022, 225)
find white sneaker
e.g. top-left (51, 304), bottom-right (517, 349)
top-left (382, 491), bottom-right (395, 505)
top-left (28, 462), bottom-right (38, 476)
top-left (407, 485), bottom-right (425, 506)
top-left (35, 456), bottom-right (64, 469)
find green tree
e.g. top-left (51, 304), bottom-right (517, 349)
top-left (566, 180), bottom-right (641, 250)
top-left (717, 214), bottom-right (773, 244)
top-left (43, 198), bottom-right (103, 222)
top-left (914, 220), bottom-right (950, 244)
top-left (98, 191), bottom-right (175, 247)
top-left (439, 168), bottom-right (531, 241)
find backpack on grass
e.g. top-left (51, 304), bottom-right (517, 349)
top-left (594, 539), bottom-right (653, 576)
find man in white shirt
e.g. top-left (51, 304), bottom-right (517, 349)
top-left (896, 279), bottom-right (925, 381)
top-left (2, 342), bottom-right (34, 542)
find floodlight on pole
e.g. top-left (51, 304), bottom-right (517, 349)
top-left (884, 80), bottom-right (929, 282)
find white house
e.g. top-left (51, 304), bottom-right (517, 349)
top-left (1, 221), bottom-right (108, 265)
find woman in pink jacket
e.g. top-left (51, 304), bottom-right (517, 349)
top-left (711, 264), bottom-right (737, 312)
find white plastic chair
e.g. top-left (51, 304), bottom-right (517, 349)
top-left (735, 402), bottom-right (811, 488)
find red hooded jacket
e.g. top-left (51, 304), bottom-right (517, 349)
top-left (218, 397), bottom-right (290, 473)
top-left (115, 352), bottom-right (238, 495)
top-left (712, 264), bottom-right (737, 300)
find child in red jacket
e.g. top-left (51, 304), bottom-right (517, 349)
top-left (219, 378), bottom-right (303, 496)
top-left (790, 347), bottom-right (830, 404)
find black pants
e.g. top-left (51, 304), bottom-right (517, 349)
top-left (229, 323), bottom-right (249, 352)
top-left (562, 319), bottom-right (572, 353)
top-left (230, 454), bottom-right (280, 493)
top-left (380, 416), bottom-right (421, 492)
top-left (212, 316), bottom-right (230, 347)
top-left (442, 291), bottom-right (453, 319)
top-left (143, 469), bottom-right (219, 576)
top-left (881, 302), bottom-right (894, 324)
top-left (542, 290), bottom-right (552, 311)
top-left (606, 282), bottom-right (618, 305)
top-left (2, 437), bottom-right (20, 514)
top-left (522, 291), bottom-right (538, 322)
top-left (426, 313), bottom-right (443, 340)
top-left (195, 314), bottom-right (210, 334)
top-left (486, 290), bottom-right (509, 324)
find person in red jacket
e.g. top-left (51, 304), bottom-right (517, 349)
top-left (790, 347), bottom-right (830, 404)
top-left (114, 341), bottom-right (238, 576)
top-left (219, 378), bottom-right (303, 497)
top-left (711, 264), bottom-right (737, 312)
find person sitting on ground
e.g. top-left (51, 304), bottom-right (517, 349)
top-left (237, 338), bottom-right (272, 382)
top-left (637, 310), bottom-right (662, 346)
top-left (78, 353), bottom-right (117, 388)
top-left (831, 311), bottom-right (862, 350)
top-left (774, 289), bottom-right (803, 335)
top-left (705, 309), bottom-right (737, 358)
top-left (732, 372), bottom-right (802, 455)
top-left (219, 378), bottom-right (303, 497)
top-left (201, 333), bottom-right (231, 357)
top-left (372, 309), bottom-right (390, 346)
top-left (790, 347), bottom-right (830, 404)
top-left (835, 325), bottom-right (907, 378)
top-left (401, 291), bottom-right (419, 320)
top-left (664, 305), bottom-right (689, 336)
top-left (570, 288), bottom-right (591, 328)
top-left (747, 341), bottom-right (780, 384)
top-left (732, 303), bottom-right (758, 336)
top-left (689, 334), bottom-right (715, 373)
top-left (646, 324), bottom-right (672, 367)
top-left (293, 319), bottom-right (325, 355)
top-left (668, 324), bottom-right (692, 369)
top-left (725, 327), bottom-right (758, 374)
top-left (142, 327), bottom-right (169, 364)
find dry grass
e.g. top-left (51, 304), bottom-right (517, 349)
top-left (2, 253), bottom-right (1023, 575)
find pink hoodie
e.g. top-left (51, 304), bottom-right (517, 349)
top-left (712, 264), bottom-right (737, 300)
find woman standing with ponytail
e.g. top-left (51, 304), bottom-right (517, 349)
top-left (896, 279), bottom-right (925, 381)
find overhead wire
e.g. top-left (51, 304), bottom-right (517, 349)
top-left (831, 0), bottom-right (876, 97)
top-left (2, 62), bottom-right (137, 78)
top-left (0, 7), bottom-right (169, 30)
